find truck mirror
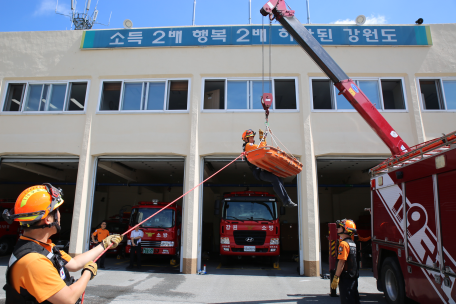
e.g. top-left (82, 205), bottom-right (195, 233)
top-left (214, 200), bottom-right (220, 215)
top-left (280, 206), bottom-right (286, 215)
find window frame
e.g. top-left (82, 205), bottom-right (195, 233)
top-left (97, 78), bottom-right (190, 114)
top-left (310, 76), bottom-right (408, 113)
top-left (1, 80), bottom-right (90, 114)
top-left (417, 77), bottom-right (456, 112)
top-left (201, 77), bottom-right (299, 113)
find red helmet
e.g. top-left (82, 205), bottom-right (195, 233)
top-left (242, 129), bottom-right (256, 142)
top-left (336, 219), bottom-right (356, 236)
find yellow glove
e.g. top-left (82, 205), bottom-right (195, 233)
top-left (331, 275), bottom-right (340, 289)
top-left (259, 129), bottom-right (266, 142)
top-left (81, 261), bottom-right (97, 280)
top-left (102, 234), bottom-right (123, 249)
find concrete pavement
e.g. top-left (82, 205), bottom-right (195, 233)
top-left (0, 255), bottom-right (385, 304)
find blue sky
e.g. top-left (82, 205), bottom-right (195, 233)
top-left (0, 0), bottom-right (455, 32)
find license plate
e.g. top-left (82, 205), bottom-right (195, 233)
top-left (244, 246), bottom-right (256, 252)
top-left (143, 248), bottom-right (154, 254)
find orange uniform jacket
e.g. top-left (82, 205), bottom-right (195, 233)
top-left (10, 236), bottom-right (72, 303)
top-left (244, 140), bottom-right (267, 153)
top-left (93, 228), bottom-right (110, 242)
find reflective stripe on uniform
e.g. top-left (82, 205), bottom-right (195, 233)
top-left (8, 254), bottom-right (17, 267)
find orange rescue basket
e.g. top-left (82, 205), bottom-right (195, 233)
top-left (246, 146), bottom-right (303, 178)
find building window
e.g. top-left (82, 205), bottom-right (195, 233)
top-left (419, 79), bottom-right (456, 110)
top-left (100, 79), bottom-right (189, 112)
top-left (3, 82), bottom-right (88, 112)
top-left (203, 78), bottom-right (297, 111)
top-left (311, 78), bottom-right (406, 111)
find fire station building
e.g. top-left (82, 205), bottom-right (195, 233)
top-left (0, 23), bottom-right (455, 276)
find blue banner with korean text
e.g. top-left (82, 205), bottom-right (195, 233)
top-left (81, 25), bottom-right (432, 49)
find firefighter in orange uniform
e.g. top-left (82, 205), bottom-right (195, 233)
top-left (242, 129), bottom-right (296, 207)
top-left (331, 219), bottom-right (360, 304)
top-left (91, 221), bottom-right (110, 268)
top-left (2, 184), bottom-right (123, 304)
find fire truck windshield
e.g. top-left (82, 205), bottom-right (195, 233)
top-left (130, 208), bottom-right (175, 228)
top-left (223, 201), bottom-right (277, 221)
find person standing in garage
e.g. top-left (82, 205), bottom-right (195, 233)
top-left (242, 129), bottom-right (297, 207)
top-left (129, 225), bottom-right (144, 268)
top-left (2, 184), bottom-right (123, 304)
top-left (331, 219), bottom-right (360, 304)
top-left (91, 221), bottom-right (110, 269)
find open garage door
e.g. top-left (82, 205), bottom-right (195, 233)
top-left (0, 157), bottom-right (79, 255)
top-left (317, 157), bottom-right (385, 274)
top-left (199, 157), bottom-right (300, 276)
top-left (89, 157), bottom-right (185, 272)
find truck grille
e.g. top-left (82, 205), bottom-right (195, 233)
top-left (233, 231), bottom-right (266, 245)
top-left (140, 241), bottom-right (161, 247)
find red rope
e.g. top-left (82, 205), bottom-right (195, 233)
top-left (81, 152), bottom-right (245, 303)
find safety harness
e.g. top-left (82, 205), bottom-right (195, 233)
top-left (339, 237), bottom-right (359, 279)
top-left (3, 239), bottom-right (80, 304)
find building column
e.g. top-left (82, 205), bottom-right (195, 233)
top-left (69, 114), bottom-right (94, 256)
top-left (300, 115), bottom-right (320, 277)
top-left (407, 74), bottom-right (426, 144)
top-left (182, 77), bottom-right (200, 274)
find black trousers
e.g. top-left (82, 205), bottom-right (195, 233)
top-left (130, 244), bottom-right (142, 267)
top-left (96, 251), bottom-right (106, 268)
top-left (252, 168), bottom-right (291, 204)
top-left (339, 275), bottom-right (360, 304)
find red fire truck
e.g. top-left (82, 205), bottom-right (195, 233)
top-left (260, 1), bottom-right (456, 302)
top-left (219, 191), bottom-right (280, 267)
top-left (0, 200), bottom-right (21, 255)
top-left (370, 133), bottom-right (456, 303)
top-left (126, 200), bottom-right (182, 265)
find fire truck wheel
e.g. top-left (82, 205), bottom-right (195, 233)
top-left (0, 239), bottom-right (11, 255)
top-left (381, 257), bottom-right (406, 304)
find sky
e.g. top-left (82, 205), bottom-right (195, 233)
top-left (0, 0), bottom-right (455, 32)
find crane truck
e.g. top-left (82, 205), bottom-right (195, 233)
top-left (261, 1), bottom-right (456, 303)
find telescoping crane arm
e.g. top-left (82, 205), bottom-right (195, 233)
top-left (260, 0), bottom-right (410, 156)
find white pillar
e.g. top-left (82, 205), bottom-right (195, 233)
top-left (300, 115), bottom-right (320, 276)
top-left (407, 74), bottom-right (426, 143)
top-left (182, 77), bottom-right (200, 274)
top-left (69, 114), bottom-right (95, 256)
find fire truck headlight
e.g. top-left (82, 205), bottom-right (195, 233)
top-left (223, 248), bottom-right (229, 251)
top-left (270, 238), bottom-right (280, 245)
top-left (160, 241), bottom-right (175, 247)
top-left (220, 237), bottom-right (230, 244)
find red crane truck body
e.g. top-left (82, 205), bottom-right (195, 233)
top-left (220, 191), bottom-right (280, 267)
top-left (126, 201), bottom-right (181, 264)
top-left (371, 132), bottom-right (456, 303)
top-left (260, 0), bottom-right (456, 302)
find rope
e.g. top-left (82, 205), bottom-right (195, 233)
top-left (268, 127), bottom-right (299, 162)
top-left (262, 16), bottom-right (265, 98)
top-left (81, 152), bottom-right (245, 303)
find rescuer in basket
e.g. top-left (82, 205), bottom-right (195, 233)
top-left (1, 184), bottom-right (123, 304)
top-left (331, 219), bottom-right (360, 304)
top-left (242, 129), bottom-right (296, 207)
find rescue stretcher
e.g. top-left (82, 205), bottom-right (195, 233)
top-left (245, 146), bottom-right (303, 178)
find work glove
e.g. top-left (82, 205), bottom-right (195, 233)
top-left (259, 129), bottom-right (266, 141)
top-left (102, 234), bottom-right (123, 249)
top-left (330, 275), bottom-right (340, 289)
top-left (81, 261), bottom-right (97, 280)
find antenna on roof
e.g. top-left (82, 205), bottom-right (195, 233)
top-left (55, 0), bottom-right (111, 30)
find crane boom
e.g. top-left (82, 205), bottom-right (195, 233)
top-left (260, 0), bottom-right (410, 156)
